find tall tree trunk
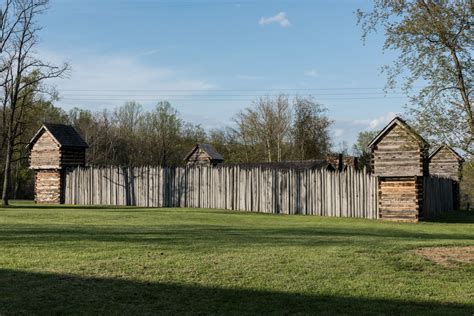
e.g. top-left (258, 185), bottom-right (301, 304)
top-left (13, 159), bottom-right (21, 199)
top-left (277, 140), bottom-right (281, 162)
top-left (266, 139), bottom-right (272, 162)
top-left (2, 136), bottom-right (13, 206)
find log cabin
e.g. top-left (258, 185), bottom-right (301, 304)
top-left (429, 144), bottom-right (464, 182)
top-left (184, 144), bottom-right (224, 166)
top-left (368, 117), bottom-right (430, 222)
top-left (28, 123), bottom-right (88, 204)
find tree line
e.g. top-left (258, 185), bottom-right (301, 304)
top-left (1, 0), bottom-right (472, 206)
top-left (0, 94), bottom-right (334, 200)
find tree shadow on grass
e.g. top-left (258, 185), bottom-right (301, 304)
top-left (3, 204), bottom-right (147, 211)
top-left (427, 210), bottom-right (474, 224)
top-left (0, 224), bottom-right (472, 250)
top-left (0, 269), bottom-right (471, 315)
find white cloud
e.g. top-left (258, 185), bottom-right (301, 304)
top-left (304, 69), bottom-right (318, 78)
top-left (259, 12), bottom-right (290, 27)
top-left (352, 112), bottom-right (398, 130)
top-left (236, 74), bottom-right (264, 81)
top-left (136, 49), bottom-right (161, 57)
top-left (37, 50), bottom-right (215, 112)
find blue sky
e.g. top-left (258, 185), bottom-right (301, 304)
top-left (37, 0), bottom-right (410, 150)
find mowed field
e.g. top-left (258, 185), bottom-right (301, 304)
top-left (0, 202), bottom-right (473, 315)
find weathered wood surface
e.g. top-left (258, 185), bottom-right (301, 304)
top-left (64, 166), bottom-right (379, 219)
top-left (186, 148), bottom-right (213, 166)
top-left (378, 175), bottom-right (454, 221)
top-left (35, 170), bottom-right (62, 204)
top-left (378, 177), bottom-right (422, 222)
top-left (423, 176), bottom-right (454, 219)
top-left (60, 147), bottom-right (87, 168)
top-left (30, 131), bottom-right (61, 169)
top-left (29, 129), bottom-right (86, 170)
top-left (429, 146), bottom-right (462, 181)
top-left (372, 124), bottom-right (428, 177)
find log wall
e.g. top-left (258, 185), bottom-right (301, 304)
top-left (29, 131), bottom-right (61, 169)
top-left (35, 170), bottom-right (63, 204)
top-left (60, 147), bottom-right (87, 168)
top-left (372, 124), bottom-right (427, 177)
top-left (429, 147), bottom-right (462, 181)
top-left (64, 166), bottom-right (379, 219)
top-left (29, 131), bottom-right (86, 169)
top-left (378, 177), bottom-right (423, 222)
top-left (186, 149), bottom-right (212, 166)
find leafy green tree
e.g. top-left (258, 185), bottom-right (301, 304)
top-left (293, 96), bottom-right (332, 160)
top-left (353, 130), bottom-right (379, 171)
top-left (357, 0), bottom-right (473, 157)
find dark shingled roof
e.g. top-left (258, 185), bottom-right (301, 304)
top-left (184, 143), bottom-right (224, 161)
top-left (219, 160), bottom-right (335, 171)
top-left (28, 123), bottom-right (88, 148)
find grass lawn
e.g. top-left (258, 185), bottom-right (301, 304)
top-left (0, 202), bottom-right (473, 315)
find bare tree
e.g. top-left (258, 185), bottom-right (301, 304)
top-left (234, 95), bottom-right (292, 162)
top-left (352, 130), bottom-right (379, 171)
top-left (1, 0), bottom-right (68, 206)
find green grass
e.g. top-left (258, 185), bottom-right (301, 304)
top-left (0, 201), bottom-right (473, 315)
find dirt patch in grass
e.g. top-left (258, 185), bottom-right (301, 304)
top-left (414, 246), bottom-right (474, 267)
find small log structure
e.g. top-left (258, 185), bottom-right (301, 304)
top-left (326, 153), bottom-right (359, 171)
top-left (429, 144), bottom-right (464, 181)
top-left (27, 123), bottom-right (88, 204)
top-left (343, 155), bottom-right (359, 171)
top-left (368, 117), bottom-right (429, 222)
top-left (429, 144), bottom-right (464, 209)
top-left (184, 143), bottom-right (224, 166)
top-left (326, 153), bottom-right (343, 171)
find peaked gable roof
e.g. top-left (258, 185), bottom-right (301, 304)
top-left (184, 143), bottom-right (224, 161)
top-left (368, 116), bottom-right (428, 149)
top-left (28, 123), bottom-right (89, 149)
top-left (429, 144), bottom-right (464, 162)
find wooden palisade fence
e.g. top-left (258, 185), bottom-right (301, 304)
top-left (423, 176), bottom-right (454, 219)
top-left (64, 166), bottom-right (380, 219)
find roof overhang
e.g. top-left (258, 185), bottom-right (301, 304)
top-left (367, 116), bottom-right (429, 150)
top-left (26, 124), bottom-right (62, 149)
top-left (429, 144), bottom-right (464, 162)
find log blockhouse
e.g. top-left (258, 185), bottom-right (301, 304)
top-left (369, 117), bottom-right (429, 222)
top-left (28, 123), bottom-right (88, 204)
